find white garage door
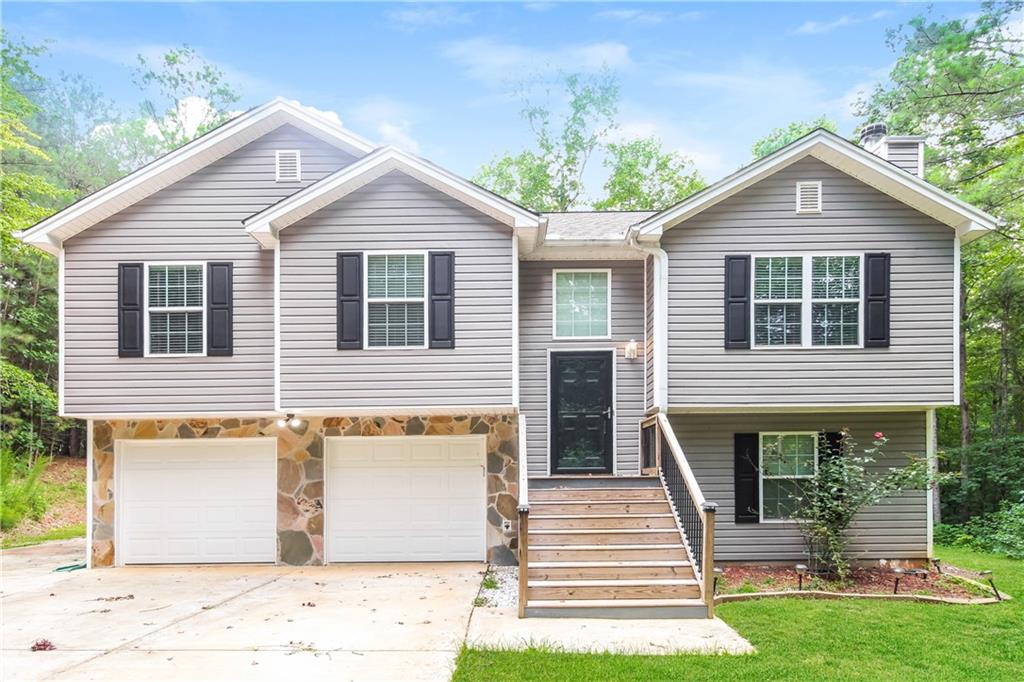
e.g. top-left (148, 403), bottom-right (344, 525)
top-left (118, 439), bottom-right (277, 564)
top-left (326, 436), bottom-right (486, 562)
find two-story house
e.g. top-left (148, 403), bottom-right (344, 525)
top-left (17, 99), bottom-right (996, 618)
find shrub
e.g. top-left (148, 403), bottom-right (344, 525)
top-left (939, 435), bottom-right (1024, 523)
top-left (936, 503), bottom-right (1024, 559)
top-left (0, 450), bottom-right (48, 530)
top-left (772, 430), bottom-right (940, 581)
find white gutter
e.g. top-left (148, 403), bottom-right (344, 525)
top-left (627, 229), bottom-right (668, 412)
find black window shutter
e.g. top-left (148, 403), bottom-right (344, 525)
top-left (118, 263), bottom-right (144, 358)
top-left (207, 262), bottom-right (233, 356)
top-left (724, 255), bottom-right (751, 349)
top-left (821, 431), bottom-right (844, 464)
top-left (337, 252), bottom-right (363, 349)
top-left (734, 433), bottom-right (760, 523)
top-left (428, 251), bottom-right (455, 349)
top-left (864, 252), bottom-right (891, 348)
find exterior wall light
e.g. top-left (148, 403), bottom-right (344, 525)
top-left (624, 339), bottom-right (639, 360)
top-left (277, 414), bottom-right (302, 428)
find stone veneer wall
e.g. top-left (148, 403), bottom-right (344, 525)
top-left (91, 415), bottom-right (519, 568)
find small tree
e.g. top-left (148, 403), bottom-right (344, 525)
top-left (764, 430), bottom-right (936, 581)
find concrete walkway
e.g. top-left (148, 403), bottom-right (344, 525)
top-left (467, 607), bottom-right (754, 655)
top-left (2, 541), bottom-right (484, 681)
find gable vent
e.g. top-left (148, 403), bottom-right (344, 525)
top-left (275, 150), bottom-right (301, 182)
top-left (795, 181), bottom-right (822, 214)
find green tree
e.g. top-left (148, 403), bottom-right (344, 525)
top-left (132, 45), bottom-right (240, 152)
top-left (859, 1), bottom-right (1024, 450)
top-left (595, 137), bottom-right (705, 211)
top-left (0, 33), bottom-right (68, 458)
top-left (475, 71), bottom-right (619, 211)
top-left (751, 116), bottom-right (838, 159)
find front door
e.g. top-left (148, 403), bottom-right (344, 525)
top-left (550, 351), bottom-right (614, 474)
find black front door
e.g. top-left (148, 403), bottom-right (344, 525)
top-left (551, 351), bottom-right (614, 474)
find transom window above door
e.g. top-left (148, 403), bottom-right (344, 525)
top-left (365, 253), bottom-right (426, 348)
top-left (553, 270), bottom-right (611, 339)
top-left (146, 263), bottom-right (204, 355)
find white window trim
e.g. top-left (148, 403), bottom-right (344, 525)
top-left (751, 252), bottom-right (864, 350)
top-left (275, 149), bottom-right (302, 182)
top-left (362, 250), bottom-right (429, 350)
top-left (758, 431), bottom-right (820, 523)
top-left (143, 261), bottom-right (207, 358)
top-left (795, 180), bottom-right (822, 214)
top-left (551, 268), bottom-right (612, 340)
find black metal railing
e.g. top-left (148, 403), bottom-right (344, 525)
top-left (641, 421), bottom-right (657, 469)
top-left (661, 433), bottom-right (705, 578)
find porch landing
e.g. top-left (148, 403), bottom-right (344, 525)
top-left (467, 607), bottom-right (753, 655)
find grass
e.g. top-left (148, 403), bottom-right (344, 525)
top-left (1, 523), bottom-right (86, 549)
top-left (0, 457), bottom-right (86, 548)
top-left (453, 545), bottom-right (1023, 682)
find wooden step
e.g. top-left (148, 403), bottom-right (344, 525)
top-left (528, 544), bottom-right (688, 562)
top-left (524, 598), bottom-right (708, 619)
top-left (530, 488), bottom-right (667, 502)
top-left (528, 529), bottom-right (681, 545)
top-left (530, 501), bottom-right (671, 515)
top-left (529, 514), bottom-right (678, 530)
top-left (528, 560), bottom-right (695, 581)
top-left (527, 578), bottom-right (701, 600)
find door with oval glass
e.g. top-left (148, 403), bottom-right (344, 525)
top-left (550, 350), bottom-right (614, 474)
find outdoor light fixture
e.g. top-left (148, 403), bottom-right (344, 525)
top-left (624, 339), bottom-right (639, 359)
top-left (277, 414), bottom-right (302, 428)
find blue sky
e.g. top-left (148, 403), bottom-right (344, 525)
top-left (5, 1), bottom-right (985, 197)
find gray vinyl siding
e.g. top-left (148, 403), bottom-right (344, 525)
top-left (279, 171), bottom-right (514, 409)
top-left (62, 125), bottom-right (357, 414)
top-left (670, 410), bottom-right (928, 561)
top-left (887, 141), bottom-right (921, 177)
top-left (645, 255), bottom-right (655, 411)
top-left (520, 260), bottom-right (646, 476)
top-left (662, 157), bottom-right (955, 407)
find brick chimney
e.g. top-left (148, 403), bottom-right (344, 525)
top-left (859, 123), bottom-right (925, 178)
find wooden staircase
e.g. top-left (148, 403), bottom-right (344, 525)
top-left (521, 477), bottom-right (707, 619)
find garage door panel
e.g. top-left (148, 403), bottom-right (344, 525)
top-left (326, 436), bottom-right (487, 563)
top-left (119, 439), bottom-right (276, 564)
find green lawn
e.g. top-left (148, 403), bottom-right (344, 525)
top-left (454, 546), bottom-right (1023, 682)
top-left (1, 523), bottom-right (86, 549)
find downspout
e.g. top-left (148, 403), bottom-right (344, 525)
top-left (627, 228), bottom-right (668, 413)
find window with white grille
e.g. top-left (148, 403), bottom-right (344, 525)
top-left (365, 253), bottom-right (426, 348)
top-left (275, 150), bottom-right (301, 182)
top-left (146, 264), bottom-right (205, 355)
top-left (795, 181), bottom-right (822, 214)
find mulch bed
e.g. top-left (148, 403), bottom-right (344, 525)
top-left (717, 564), bottom-right (992, 600)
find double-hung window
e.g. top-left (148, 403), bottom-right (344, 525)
top-left (752, 254), bottom-right (862, 348)
top-left (553, 270), bottom-right (611, 339)
top-left (759, 432), bottom-right (818, 520)
top-left (365, 253), bottom-right (426, 348)
top-left (146, 263), bottom-right (205, 355)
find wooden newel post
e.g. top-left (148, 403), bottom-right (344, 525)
top-left (701, 502), bottom-right (717, 618)
top-left (517, 506), bottom-right (529, 618)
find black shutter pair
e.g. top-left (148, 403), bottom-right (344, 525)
top-left (118, 262), bottom-right (233, 357)
top-left (733, 431), bottom-right (843, 524)
top-left (336, 252), bottom-right (455, 350)
top-left (723, 253), bottom-right (891, 348)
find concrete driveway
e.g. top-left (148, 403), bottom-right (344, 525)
top-left (2, 540), bottom-right (484, 681)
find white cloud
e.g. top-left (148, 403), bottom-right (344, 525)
top-left (386, 5), bottom-right (474, 31)
top-left (443, 37), bottom-right (631, 85)
top-left (609, 115), bottom-right (729, 179)
top-left (346, 97), bottom-right (420, 153)
top-left (594, 9), bottom-right (704, 25)
top-left (523, 2), bottom-right (555, 12)
top-left (793, 10), bottom-right (891, 36)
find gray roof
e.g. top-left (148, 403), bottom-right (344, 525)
top-left (542, 211), bottom-right (655, 241)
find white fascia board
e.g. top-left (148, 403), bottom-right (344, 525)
top-left (636, 131), bottom-right (999, 242)
top-left (15, 98), bottom-right (374, 252)
top-left (667, 403), bottom-right (951, 414)
top-left (244, 146), bottom-right (541, 249)
top-left (522, 241), bottom-right (646, 261)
